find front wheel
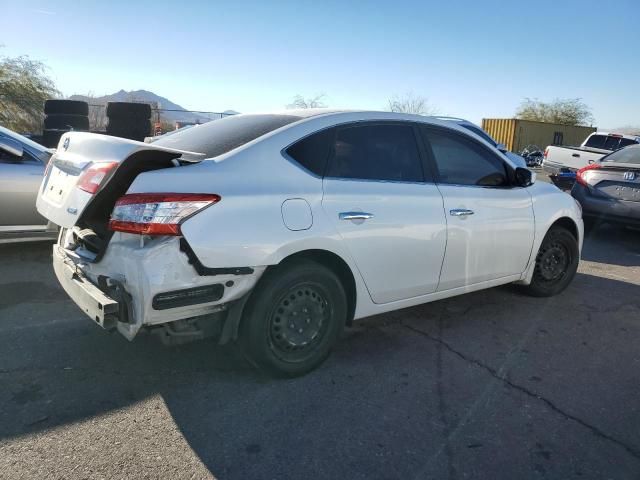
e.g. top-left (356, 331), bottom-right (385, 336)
top-left (521, 226), bottom-right (579, 297)
top-left (239, 259), bottom-right (347, 377)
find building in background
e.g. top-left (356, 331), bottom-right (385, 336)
top-left (482, 118), bottom-right (596, 153)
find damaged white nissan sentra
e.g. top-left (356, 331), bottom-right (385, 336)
top-left (37, 110), bottom-right (583, 376)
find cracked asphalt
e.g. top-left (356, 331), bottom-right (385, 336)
top-left (1, 222), bottom-right (639, 479)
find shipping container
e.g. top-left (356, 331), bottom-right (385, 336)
top-left (481, 118), bottom-right (596, 153)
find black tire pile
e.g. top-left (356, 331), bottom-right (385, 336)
top-left (106, 102), bottom-right (152, 141)
top-left (42, 99), bottom-right (90, 148)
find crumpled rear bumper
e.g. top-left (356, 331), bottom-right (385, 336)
top-left (53, 244), bottom-right (120, 330)
top-left (54, 233), bottom-right (264, 340)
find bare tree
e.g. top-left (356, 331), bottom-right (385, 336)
top-left (287, 94), bottom-right (327, 109)
top-left (0, 54), bottom-right (59, 133)
top-left (515, 98), bottom-right (594, 126)
top-left (387, 92), bottom-right (437, 116)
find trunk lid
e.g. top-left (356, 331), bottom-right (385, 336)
top-left (37, 132), bottom-right (204, 228)
top-left (588, 164), bottom-right (640, 202)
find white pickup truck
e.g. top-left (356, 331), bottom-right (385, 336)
top-left (543, 132), bottom-right (640, 187)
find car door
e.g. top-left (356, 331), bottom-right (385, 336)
top-left (419, 125), bottom-right (534, 291)
top-left (0, 148), bottom-right (47, 229)
top-left (321, 122), bottom-right (447, 304)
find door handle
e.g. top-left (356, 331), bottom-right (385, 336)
top-left (339, 211), bottom-right (374, 221)
top-left (449, 209), bottom-right (474, 217)
top-left (572, 153), bottom-right (580, 158)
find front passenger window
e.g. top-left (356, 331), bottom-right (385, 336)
top-left (423, 128), bottom-right (508, 187)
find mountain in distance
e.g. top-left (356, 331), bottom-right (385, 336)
top-left (69, 89), bottom-right (238, 124)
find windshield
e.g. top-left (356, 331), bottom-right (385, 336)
top-left (601, 144), bottom-right (640, 164)
top-left (153, 114), bottom-right (303, 157)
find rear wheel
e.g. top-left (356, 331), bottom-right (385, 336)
top-left (239, 260), bottom-right (346, 377)
top-left (522, 226), bottom-right (579, 297)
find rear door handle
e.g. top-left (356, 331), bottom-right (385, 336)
top-left (339, 211), bottom-right (374, 221)
top-left (449, 209), bottom-right (474, 217)
top-left (572, 153), bottom-right (580, 158)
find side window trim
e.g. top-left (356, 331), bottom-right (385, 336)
top-left (326, 121), bottom-right (427, 184)
top-left (418, 124), bottom-right (515, 189)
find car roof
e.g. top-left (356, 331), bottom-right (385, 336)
top-left (279, 109), bottom-right (481, 131)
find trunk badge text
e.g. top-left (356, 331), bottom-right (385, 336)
top-left (623, 171), bottom-right (636, 181)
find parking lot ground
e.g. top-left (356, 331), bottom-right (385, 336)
top-left (1, 222), bottom-right (639, 479)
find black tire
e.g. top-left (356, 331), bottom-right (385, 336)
top-left (44, 99), bottom-right (89, 116)
top-left (106, 117), bottom-right (151, 132)
top-left (106, 102), bottom-right (151, 120)
top-left (239, 259), bottom-right (347, 377)
top-left (522, 226), bottom-right (579, 297)
top-left (44, 114), bottom-right (89, 131)
top-left (106, 120), bottom-right (151, 141)
top-left (42, 129), bottom-right (64, 148)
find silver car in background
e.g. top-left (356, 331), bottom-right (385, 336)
top-left (0, 126), bottom-right (57, 243)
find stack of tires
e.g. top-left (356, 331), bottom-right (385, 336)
top-left (42, 100), bottom-right (90, 148)
top-left (106, 102), bottom-right (152, 142)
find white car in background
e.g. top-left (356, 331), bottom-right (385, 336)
top-left (37, 110), bottom-right (583, 376)
top-left (544, 132), bottom-right (640, 173)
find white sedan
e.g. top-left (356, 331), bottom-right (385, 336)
top-left (37, 110), bottom-right (583, 376)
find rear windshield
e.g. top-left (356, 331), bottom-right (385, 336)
top-left (601, 145), bottom-right (640, 165)
top-left (584, 134), bottom-right (638, 151)
top-left (153, 114), bottom-right (302, 158)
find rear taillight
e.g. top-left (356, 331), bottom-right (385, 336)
top-left (576, 163), bottom-right (601, 187)
top-left (543, 147), bottom-right (548, 159)
top-left (77, 162), bottom-right (119, 194)
top-left (108, 193), bottom-right (221, 236)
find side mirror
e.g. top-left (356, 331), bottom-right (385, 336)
top-left (496, 143), bottom-right (508, 153)
top-left (515, 167), bottom-right (535, 187)
top-left (0, 136), bottom-right (24, 158)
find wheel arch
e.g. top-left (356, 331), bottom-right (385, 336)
top-left (276, 249), bottom-right (357, 326)
top-left (518, 214), bottom-right (582, 286)
top-left (550, 216), bottom-right (579, 241)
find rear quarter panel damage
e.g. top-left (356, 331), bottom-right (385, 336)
top-left (82, 233), bottom-right (264, 339)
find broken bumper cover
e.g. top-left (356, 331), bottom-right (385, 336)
top-left (53, 234), bottom-right (265, 340)
top-left (53, 244), bottom-right (120, 330)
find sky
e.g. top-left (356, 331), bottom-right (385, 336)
top-left (3, 0), bottom-right (639, 128)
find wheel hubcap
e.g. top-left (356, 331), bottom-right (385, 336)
top-left (269, 284), bottom-right (329, 356)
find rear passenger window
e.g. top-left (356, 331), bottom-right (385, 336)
top-left (285, 127), bottom-right (334, 176)
top-left (422, 128), bottom-right (508, 187)
top-left (326, 124), bottom-right (424, 182)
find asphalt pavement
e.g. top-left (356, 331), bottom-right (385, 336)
top-left (1, 220), bottom-right (639, 479)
